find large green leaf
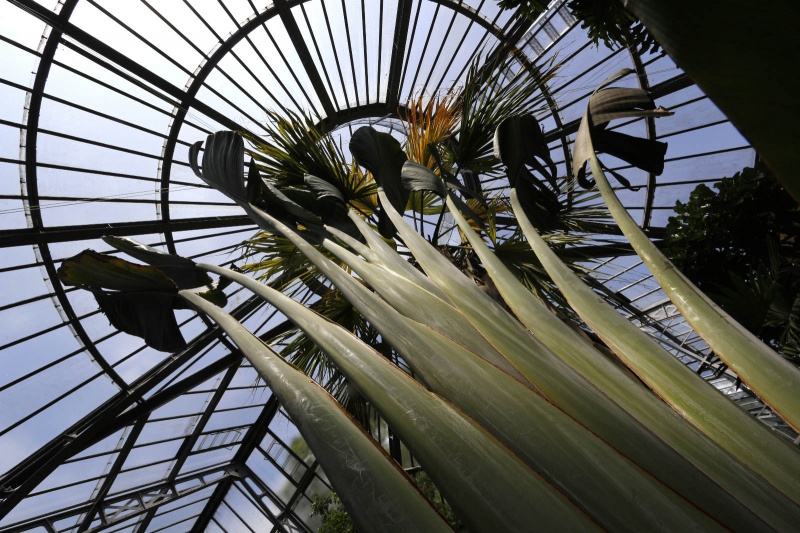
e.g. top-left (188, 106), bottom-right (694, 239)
top-left (576, 75), bottom-right (800, 433)
top-left (58, 249), bottom-right (177, 292)
top-left (58, 251), bottom-right (187, 352)
top-left (189, 131), bottom-right (247, 201)
top-left (349, 126), bottom-right (408, 237)
top-left (178, 290), bottom-right (451, 533)
top-left (94, 291), bottom-right (187, 352)
top-left (101, 236), bottom-right (213, 290)
top-left (200, 264), bottom-right (600, 532)
top-left (621, 0), bottom-right (800, 201)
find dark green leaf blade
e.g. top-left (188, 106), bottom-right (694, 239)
top-left (58, 250), bottom-right (177, 292)
top-left (95, 291), bottom-right (186, 352)
top-left (101, 236), bottom-right (213, 289)
top-left (349, 126), bottom-right (408, 237)
top-left (400, 161), bottom-right (447, 196)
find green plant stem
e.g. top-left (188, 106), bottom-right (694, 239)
top-left (587, 141), bottom-right (800, 431)
top-left (512, 187), bottom-right (800, 510)
top-left (233, 207), bottom-right (731, 531)
top-left (449, 192), bottom-right (800, 529)
top-left (197, 264), bottom-right (602, 532)
top-left (178, 290), bottom-right (452, 533)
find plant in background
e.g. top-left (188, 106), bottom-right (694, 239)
top-left (497, 0), bottom-right (660, 55)
top-left (58, 63), bottom-right (800, 531)
top-left (661, 164), bottom-right (800, 362)
top-left (311, 493), bottom-right (355, 533)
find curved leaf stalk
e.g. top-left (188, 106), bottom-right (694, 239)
top-left (586, 133), bottom-right (800, 432)
top-left (511, 188), bottom-right (800, 509)
top-left (196, 265), bottom-right (601, 532)
top-left (379, 190), bottom-right (777, 500)
top-left (316, 236), bottom-right (534, 386)
top-left (345, 210), bottom-right (448, 300)
top-left (178, 290), bottom-right (452, 533)
top-left (449, 193), bottom-right (800, 529)
top-left (204, 262), bottom-right (727, 532)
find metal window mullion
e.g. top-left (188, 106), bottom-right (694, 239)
top-left (231, 479), bottom-right (283, 524)
top-left (134, 363), bottom-right (241, 532)
top-left (428, 0), bottom-right (488, 97)
top-left (376, 0), bottom-right (384, 102)
top-left (0, 295), bottom-right (262, 510)
top-left (397, 0), bottom-right (423, 102)
top-left (317, 0), bottom-right (351, 108)
top-left (297, 3), bottom-right (341, 111)
top-left (418, 4), bottom-right (459, 96)
top-left (385, 0), bottom-right (413, 109)
top-left (177, 0), bottom-right (280, 120)
top-left (191, 395), bottom-right (282, 533)
top-left (77, 418), bottom-right (149, 531)
top-left (406, 1), bottom-right (439, 97)
top-left (220, 498), bottom-right (258, 533)
top-left (85, 0), bottom-right (194, 78)
top-left (215, 0), bottom-right (301, 113)
top-left (0, 156), bottom-right (205, 188)
top-left (0, 369), bottom-right (107, 439)
top-left (338, 0), bottom-right (361, 105)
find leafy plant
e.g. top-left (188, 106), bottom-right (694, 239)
top-left (662, 164), bottom-right (800, 359)
top-left (311, 493), bottom-right (355, 533)
top-left (497, 0), bottom-right (660, 54)
top-left (58, 66), bottom-right (800, 530)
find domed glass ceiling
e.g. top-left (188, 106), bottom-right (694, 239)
top-left (0, 0), bottom-right (786, 531)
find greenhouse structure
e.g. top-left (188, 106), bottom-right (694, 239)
top-left (1, 0), bottom-right (798, 531)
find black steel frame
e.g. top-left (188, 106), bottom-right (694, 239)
top-left (0, 0), bottom-right (775, 531)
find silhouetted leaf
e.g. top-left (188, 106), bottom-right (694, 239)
top-left (349, 126), bottom-right (408, 237)
top-left (58, 250), bottom-right (177, 292)
top-left (95, 291), bottom-right (186, 352)
top-left (101, 236), bottom-right (213, 289)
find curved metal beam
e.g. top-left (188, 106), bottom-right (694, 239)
top-left (9, 0), bottom-right (132, 407)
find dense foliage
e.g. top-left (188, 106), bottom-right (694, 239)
top-left (497, 0), bottom-right (660, 54)
top-left (663, 164), bottom-right (800, 360)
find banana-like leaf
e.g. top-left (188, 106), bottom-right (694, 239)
top-left (262, 182), bottom-right (322, 227)
top-left (493, 115), bottom-right (558, 190)
top-left (190, 131), bottom-right (247, 201)
top-left (58, 249), bottom-right (178, 292)
top-left (576, 75), bottom-right (800, 432)
top-left (305, 173), bottom-right (346, 203)
top-left (243, 206), bottom-right (739, 531)
top-left (349, 126), bottom-right (408, 237)
top-left (448, 191), bottom-right (800, 530)
top-left (622, 0), bottom-right (800, 201)
top-left (178, 290), bottom-right (452, 533)
top-left (493, 115), bottom-right (562, 226)
top-left (400, 161), bottom-right (447, 197)
top-left (95, 291), bottom-right (187, 352)
top-left (345, 210), bottom-right (448, 300)
top-left (398, 162), bottom-right (484, 230)
top-left (511, 188), bottom-right (800, 509)
top-left (573, 78), bottom-right (672, 188)
top-left (318, 237), bottom-right (532, 386)
top-left (304, 174), bottom-right (364, 242)
top-left (58, 251), bottom-right (186, 352)
top-left (101, 236), bottom-right (214, 290)
top-left (199, 264), bottom-right (600, 532)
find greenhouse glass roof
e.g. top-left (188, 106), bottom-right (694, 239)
top-left (0, 0), bottom-right (792, 531)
